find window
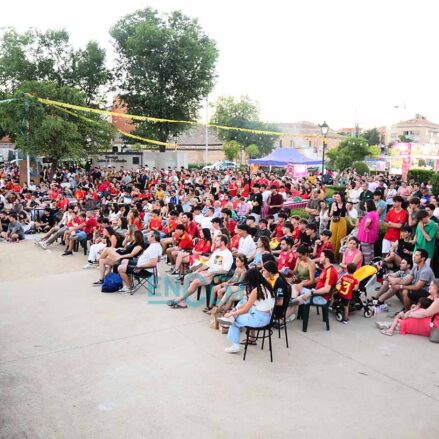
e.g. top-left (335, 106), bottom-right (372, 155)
top-left (132, 157), bottom-right (140, 165)
top-left (112, 146), bottom-right (119, 153)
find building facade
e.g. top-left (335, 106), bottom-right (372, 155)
top-left (388, 114), bottom-right (439, 144)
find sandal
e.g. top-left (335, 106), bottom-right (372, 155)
top-left (381, 329), bottom-right (393, 336)
top-left (167, 300), bottom-right (179, 307)
top-left (240, 338), bottom-right (257, 346)
top-left (171, 303), bottom-right (188, 309)
top-left (202, 307), bottom-right (212, 313)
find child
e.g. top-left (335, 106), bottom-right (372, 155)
top-left (337, 263), bottom-right (359, 324)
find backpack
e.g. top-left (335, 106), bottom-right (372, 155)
top-left (101, 273), bottom-right (123, 293)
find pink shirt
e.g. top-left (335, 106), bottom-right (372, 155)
top-left (342, 249), bottom-right (363, 270)
top-left (357, 211), bottom-right (380, 244)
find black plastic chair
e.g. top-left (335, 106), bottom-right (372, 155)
top-left (242, 311), bottom-right (276, 362)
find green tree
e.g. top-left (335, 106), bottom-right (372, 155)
top-left (69, 41), bottom-right (112, 105)
top-left (368, 145), bottom-right (381, 158)
top-left (0, 28), bottom-right (110, 104)
top-left (245, 144), bottom-right (260, 158)
top-left (326, 136), bottom-right (370, 171)
top-left (211, 95), bottom-right (279, 157)
top-left (361, 128), bottom-right (381, 146)
top-left (0, 81), bottom-right (115, 173)
top-left (110, 7), bottom-right (218, 144)
top-left (353, 161), bottom-right (369, 175)
top-left (224, 140), bottom-right (241, 162)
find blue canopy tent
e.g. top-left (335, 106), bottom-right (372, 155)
top-left (248, 148), bottom-right (321, 167)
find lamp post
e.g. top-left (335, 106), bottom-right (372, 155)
top-left (319, 121), bottom-right (329, 180)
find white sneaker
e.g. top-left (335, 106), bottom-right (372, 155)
top-left (225, 344), bottom-right (240, 354)
top-left (82, 262), bottom-right (94, 269)
top-left (375, 321), bottom-right (391, 330)
top-left (286, 313), bottom-right (296, 323)
top-left (40, 242), bottom-right (48, 249)
top-left (118, 286), bottom-right (133, 294)
top-left (217, 316), bottom-right (235, 326)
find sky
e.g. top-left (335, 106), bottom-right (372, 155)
top-left (2, 0), bottom-right (439, 130)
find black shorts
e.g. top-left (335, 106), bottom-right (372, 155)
top-left (339, 298), bottom-right (350, 307)
top-left (126, 266), bottom-right (153, 278)
top-left (408, 290), bottom-right (429, 302)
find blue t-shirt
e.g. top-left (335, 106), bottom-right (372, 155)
top-left (375, 200), bottom-right (387, 222)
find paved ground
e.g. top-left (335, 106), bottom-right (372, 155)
top-left (1, 240), bottom-right (439, 439)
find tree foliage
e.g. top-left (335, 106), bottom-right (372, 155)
top-left (245, 144), bottom-right (260, 158)
top-left (211, 95), bottom-right (279, 157)
top-left (110, 7), bottom-right (218, 143)
top-left (361, 128), bottom-right (382, 146)
top-left (368, 145), bottom-right (381, 158)
top-left (0, 28), bottom-right (110, 104)
top-left (223, 140), bottom-right (241, 162)
top-left (0, 81), bottom-right (115, 166)
top-left (326, 136), bottom-right (370, 171)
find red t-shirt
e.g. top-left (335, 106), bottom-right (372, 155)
top-left (315, 241), bottom-right (334, 259)
top-left (338, 274), bottom-right (359, 300)
top-left (163, 219), bottom-right (177, 235)
top-left (194, 239), bottom-right (211, 254)
top-left (177, 232), bottom-right (193, 250)
top-left (149, 217), bottom-right (162, 231)
top-left (83, 217), bottom-right (98, 237)
top-left (292, 228), bottom-right (301, 241)
top-left (384, 208), bottom-right (408, 242)
top-left (185, 221), bottom-right (198, 238)
top-left (278, 250), bottom-right (296, 272)
top-left (228, 183), bottom-right (238, 197)
top-left (57, 198), bottom-right (69, 210)
top-left (225, 218), bottom-right (237, 236)
top-left (274, 222), bottom-right (284, 239)
top-left (231, 234), bottom-right (241, 250)
top-left (316, 265), bottom-right (339, 300)
top-left (241, 184), bottom-right (249, 198)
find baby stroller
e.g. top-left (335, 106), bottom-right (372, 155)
top-left (333, 264), bottom-right (377, 321)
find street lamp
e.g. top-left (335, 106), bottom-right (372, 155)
top-left (319, 121), bottom-right (329, 180)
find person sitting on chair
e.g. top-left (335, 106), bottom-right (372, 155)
top-left (118, 231), bottom-right (162, 293)
top-left (293, 249), bottom-right (338, 306)
top-left (218, 268), bottom-right (275, 354)
top-left (167, 234), bottom-right (233, 309)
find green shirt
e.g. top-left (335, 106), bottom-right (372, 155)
top-left (414, 220), bottom-right (438, 259)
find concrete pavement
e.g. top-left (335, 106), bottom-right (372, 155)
top-left (1, 240), bottom-right (439, 438)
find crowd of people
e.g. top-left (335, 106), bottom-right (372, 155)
top-left (1, 162), bottom-right (438, 352)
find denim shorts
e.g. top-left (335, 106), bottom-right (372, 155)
top-left (75, 231), bottom-right (87, 241)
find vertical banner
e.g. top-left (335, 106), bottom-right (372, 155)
top-left (286, 163), bottom-right (294, 177)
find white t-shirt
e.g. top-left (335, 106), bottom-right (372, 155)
top-left (238, 234), bottom-right (256, 258)
top-left (255, 286), bottom-right (275, 312)
top-left (207, 248), bottom-right (233, 274)
top-left (200, 216), bottom-right (213, 229)
top-left (262, 190), bottom-right (271, 203)
top-left (136, 242), bottom-right (162, 269)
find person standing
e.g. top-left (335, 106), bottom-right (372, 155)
top-left (329, 192), bottom-right (347, 259)
top-left (357, 200), bottom-right (380, 264)
top-left (414, 210), bottom-right (438, 266)
top-left (382, 196), bottom-right (408, 256)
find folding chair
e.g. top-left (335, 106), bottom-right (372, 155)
top-left (130, 256), bottom-right (160, 295)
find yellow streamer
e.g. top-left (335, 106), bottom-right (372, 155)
top-left (32, 95), bottom-right (327, 139)
top-left (51, 104), bottom-right (176, 148)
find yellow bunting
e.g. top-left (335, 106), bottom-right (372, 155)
top-left (31, 94), bottom-right (327, 139)
top-left (51, 104), bottom-right (176, 148)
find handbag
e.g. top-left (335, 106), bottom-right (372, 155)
top-left (332, 216), bottom-right (340, 223)
top-left (429, 315), bottom-right (439, 343)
